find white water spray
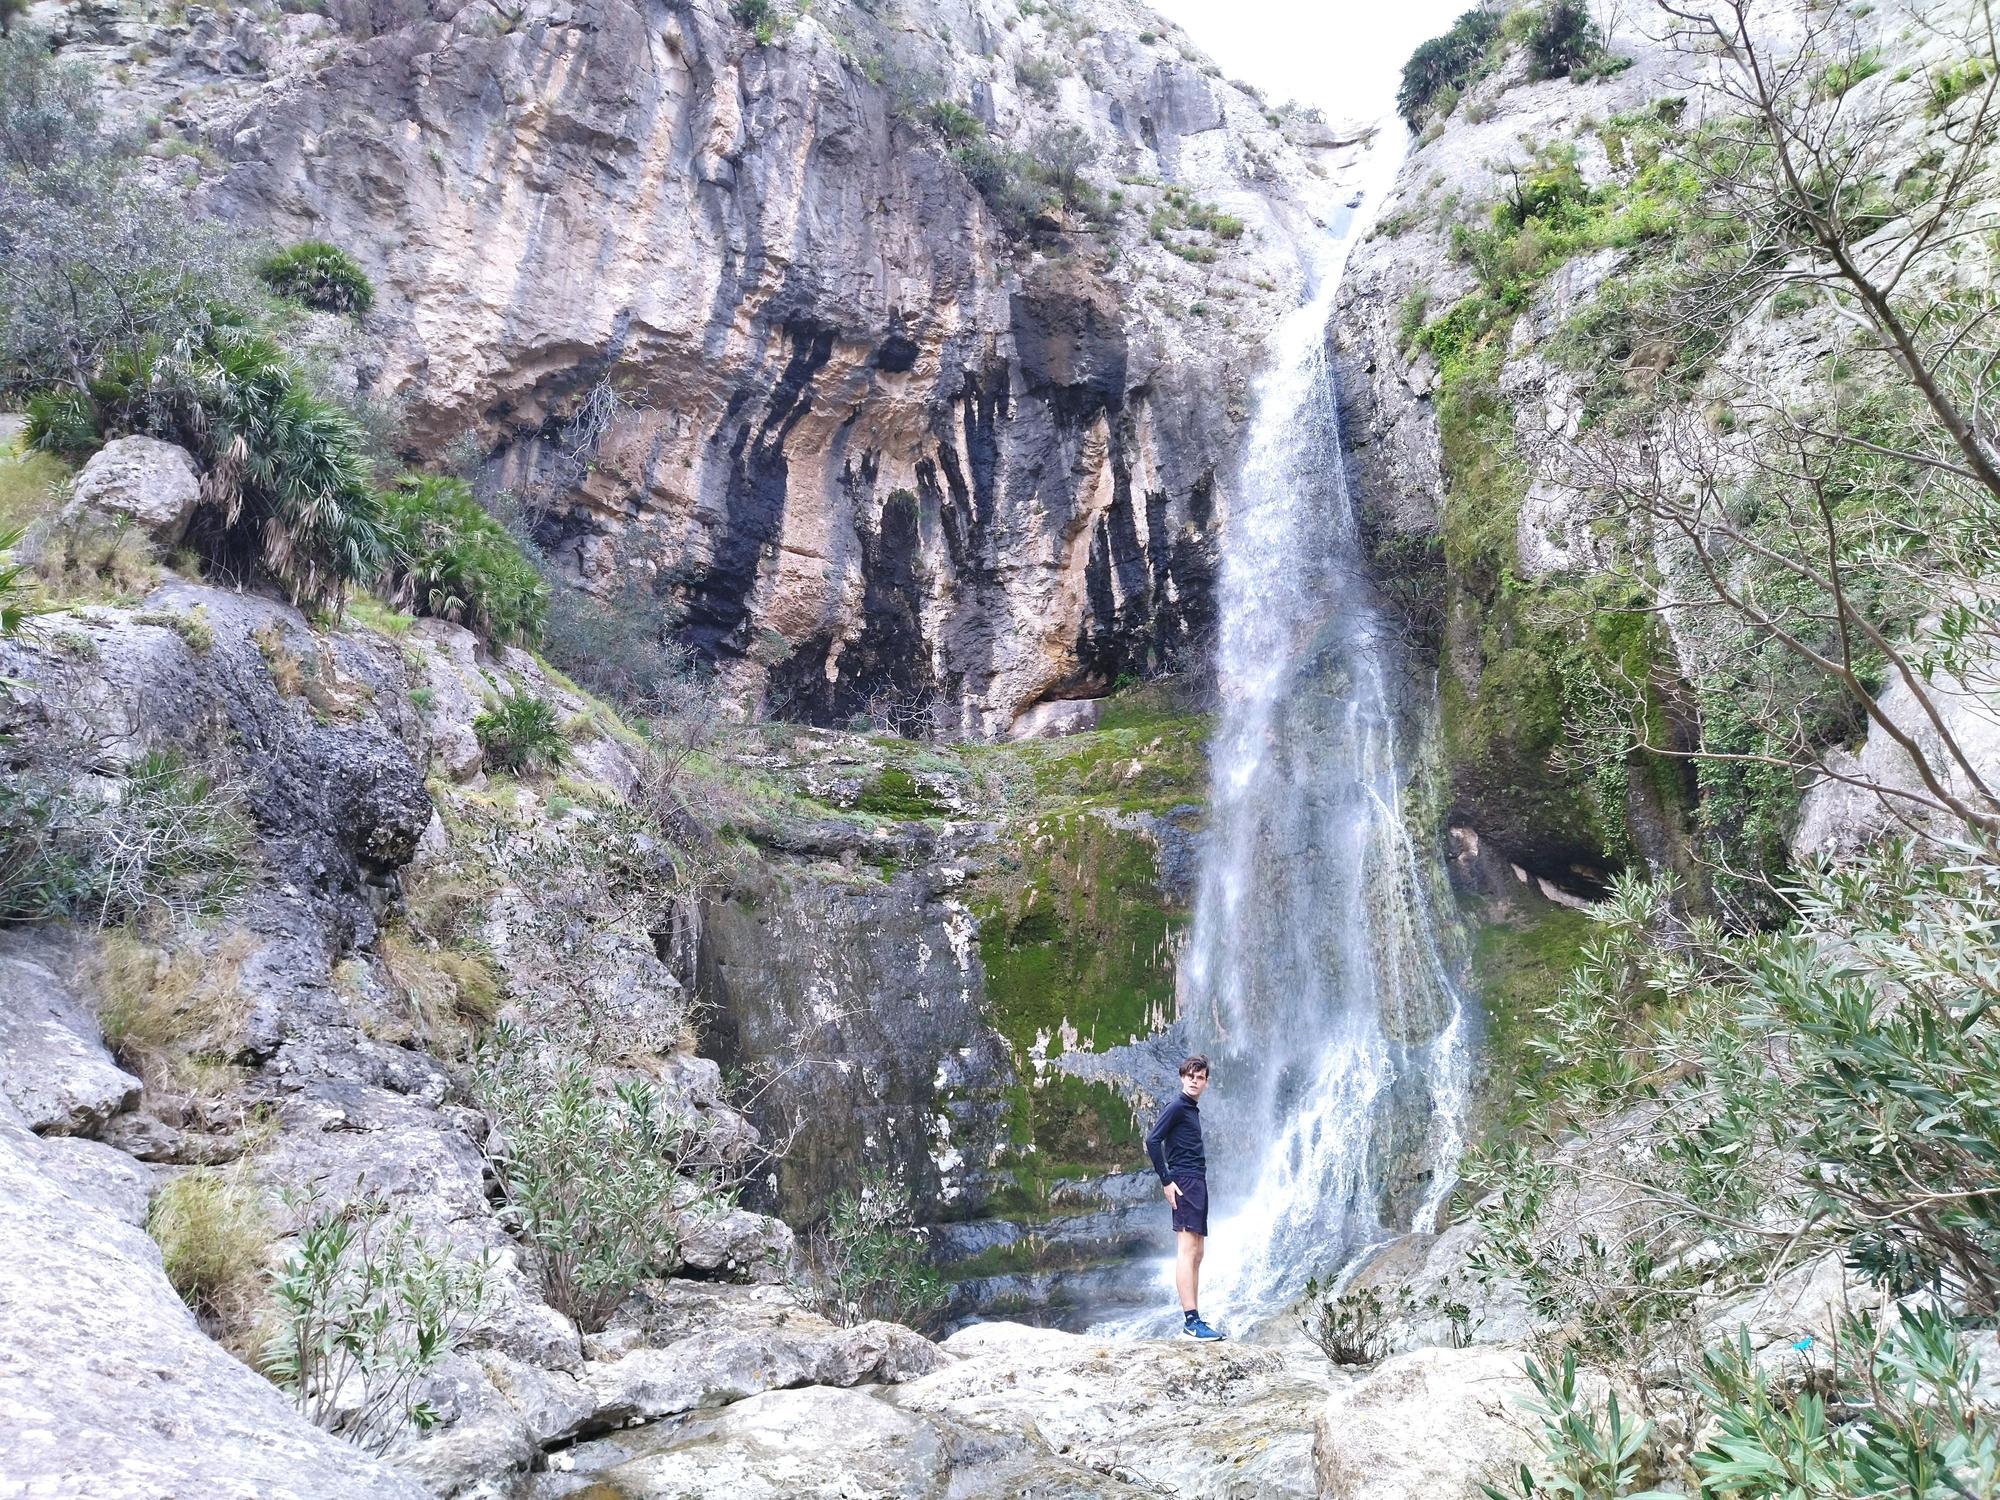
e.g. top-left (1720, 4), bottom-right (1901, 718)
top-left (1160, 135), bottom-right (1473, 1328)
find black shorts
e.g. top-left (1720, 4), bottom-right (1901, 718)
top-left (1171, 1177), bottom-right (1208, 1236)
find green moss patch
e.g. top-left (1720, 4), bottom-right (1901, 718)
top-left (855, 766), bottom-right (951, 819)
top-left (975, 814), bottom-right (1181, 1058)
top-left (1468, 899), bottom-right (1597, 1135)
top-left (961, 703), bottom-right (1209, 1189)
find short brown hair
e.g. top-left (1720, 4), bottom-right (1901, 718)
top-left (1179, 1055), bottom-right (1210, 1078)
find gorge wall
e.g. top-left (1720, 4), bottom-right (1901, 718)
top-left (85, 0), bottom-right (1371, 735)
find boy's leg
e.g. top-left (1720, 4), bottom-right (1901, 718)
top-left (1175, 1230), bottom-right (1203, 1311)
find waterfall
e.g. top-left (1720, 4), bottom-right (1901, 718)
top-left (1167, 156), bottom-right (1472, 1327)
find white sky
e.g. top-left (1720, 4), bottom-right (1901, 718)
top-left (1143, 0), bottom-right (1476, 124)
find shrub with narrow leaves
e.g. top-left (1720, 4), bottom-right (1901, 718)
top-left (265, 1189), bottom-right (493, 1454)
top-left (1299, 1278), bottom-right (1394, 1365)
top-left (473, 1025), bottom-right (720, 1332)
top-left (804, 1167), bottom-right (946, 1331)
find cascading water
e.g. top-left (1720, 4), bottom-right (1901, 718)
top-left (1132, 156), bottom-right (1472, 1329)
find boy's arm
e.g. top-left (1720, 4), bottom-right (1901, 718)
top-left (1144, 1098), bottom-right (1180, 1183)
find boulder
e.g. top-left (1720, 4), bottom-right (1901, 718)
top-left (1313, 1345), bottom-right (1578, 1500)
top-left (1007, 697), bottom-right (1103, 740)
top-left (392, 1350), bottom-right (595, 1498)
top-left (579, 1313), bottom-right (949, 1435)
top-left (0, 947), bottom-right (141, 1135)
top-left (677, 1204), bottom-right (796, 1282)
top-left (0, 1099), bottom-right (426, 1499)
top-left (553, 1385), bottom-right (954, 1500)
top-left (67, 436), bottom-right (202, 544)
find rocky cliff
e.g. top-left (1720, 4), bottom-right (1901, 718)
top-left (54, 0), bottom-right (1367, 735)
top-left (1334, 0), bottom-right (2000, 981)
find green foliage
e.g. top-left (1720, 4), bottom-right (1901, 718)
top-left (0, 525), bottom-right (28, 637)
top-left (804, 1167), bottom-right (946, 1330)
top-left (1015, 52), bottom-right (1065, 98)
top-left (1472, 848), bottom-right (2000, 1488)
top-left (473, 693), bottom-right (567, 775)
top-left (1398, 8), bottom-right (1500, 127)
top-left (4, 37), bottom-right (382, 608)
top-left (1688, 687), bottom-right (1810, 925)
top-left (22, 388), bottom-right (98, 454)
top-left (1817, 47), bottom-right (1884, 98)
top-left (1395, 287), bottom-right (1432, 354)
top-left (378, 474), bottom-right (546, 644)
top-left (1413, 122), bottom-right (1706, 882)
top-left (257, 241), bottom-right (375, 315)
top-left (1299, 1279), bottom-right (1392, 1365)
top-left (1690, 1308), bottom-right (1999, 1499)
top-left (1482, 1352), bottom-right (1662, 1500)
top-left (266, 1189), bottom-right (493, 1453)
top-left (30, 326), bottom-right (386, 608)
top-left (1928, 55), bottom-right (1992, 115)
top-left (0, 34), bottom-right (250, 395)
top-left (0, 443), bottom-right (69, 533)
top-left (473, 1025), bottom-right (718, 1332)
top-left (1505, 0), bottom-right (1607, 82)
top-left (0, 747), bottom-right (250, 926)
top-left (924, 99), bottom-right (984, 143)
top-left (1445, 142), bottom-right (1693, 315)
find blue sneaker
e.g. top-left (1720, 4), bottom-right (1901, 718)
top-left (1181, 1317), bottom-right (1226, 1341)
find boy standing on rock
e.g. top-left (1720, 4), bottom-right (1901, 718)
top-left (1146, 1056), bottom-right (1224, 1341)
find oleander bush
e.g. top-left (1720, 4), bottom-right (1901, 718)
top-left (266, 1189), bottom-right (493, 1453)
top-left (473, 1025), bottom-right (722, 1331)
top-left (804, 1167), bottom-right (946, 1331)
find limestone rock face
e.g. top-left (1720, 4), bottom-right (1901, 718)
top-left (698, 845), bottom-right (1017, 1222)
top-left (0, 1097), bottom-right (426, 1500)
top-left (1791, 660), bottom-right (2000, 860)
top-left (890, 1320), bottom-right (1331, 1498)
top-left (1312, 1345), bottom-right (1577, 1500)
top-left (202, 0), bottom-right (1365, 734)
top-left (0, 941), bottom-right (141, 1135)
top-left (548, 1385), bottom-right (957, 1500)
top-left (66, 435), bottom-right (203, 544)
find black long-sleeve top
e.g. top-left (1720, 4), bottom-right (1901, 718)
top-left (1145, 1093), bottom-right (1205, 1184)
